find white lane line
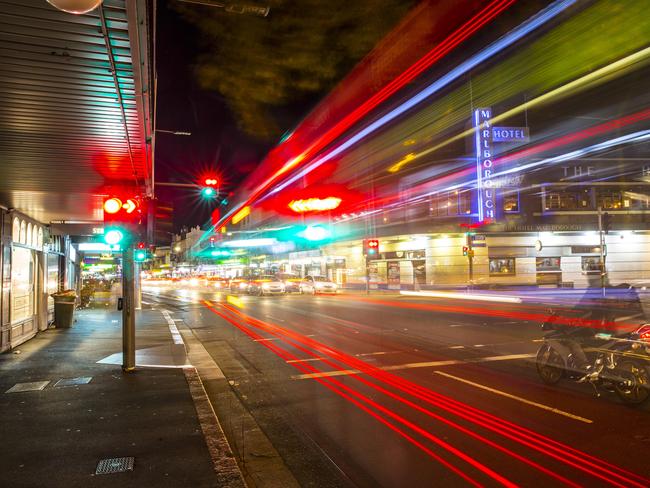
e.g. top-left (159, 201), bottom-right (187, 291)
top-left (401, 290), bottom-right (522, 303)
top-left (161, 310), bottom-right (184, 345)
top-left (291, 353), bottom-right (535, 380)
top-left (433, 370), bottom-right (593, 424)
top-left (253, 337), bottom-right (281, 342)
top-left (449, 345), bottom-right (465, 349)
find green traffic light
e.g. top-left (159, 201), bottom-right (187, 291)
top-left (134, 250), bottom-right (147, 262)
top-left (104, 229), bottom-right (124, 245)
top-left (202, 187), bottom-right (215, 197)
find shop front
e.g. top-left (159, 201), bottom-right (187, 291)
top-left (1, 213), bottom-right (49, 351)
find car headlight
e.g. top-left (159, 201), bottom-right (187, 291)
top-left (240, 282), bottom-right (247, 288)
top-left (262, 283), bottom-right (271, 289)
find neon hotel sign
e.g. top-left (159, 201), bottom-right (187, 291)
top-left (474, 108), bottom-right (495, 222)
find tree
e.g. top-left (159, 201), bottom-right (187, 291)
top-left (176, 0), bottom-right (415, 140)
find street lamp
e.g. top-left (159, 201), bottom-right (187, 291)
top-left (47, 0), bottom-right (103, 14)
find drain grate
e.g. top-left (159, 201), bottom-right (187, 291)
top-left (5, 381), bottom-right (50, 393)
top-left (54, 377), bottom-right (92, 387)
top-left (95, 457), bottom-right (135, 475)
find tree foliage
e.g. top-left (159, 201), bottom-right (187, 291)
top-left (176, 0), bottom-right (415, 140)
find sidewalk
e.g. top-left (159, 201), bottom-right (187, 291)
top-left (0, 307), bottom-right (244, 488)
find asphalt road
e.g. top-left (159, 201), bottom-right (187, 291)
top-left (143, 285), bottom-right (650, 488)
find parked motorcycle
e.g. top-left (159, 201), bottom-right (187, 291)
top-left (536, 310), bottom-right (650, 405)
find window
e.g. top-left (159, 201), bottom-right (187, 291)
top-left (536, 257), bottom-right (561, 271)
top-left (489, 257), bottom-right (516, 276)
top-left (544, 188), bottom-right (592, 210)
top-left (596, 191), bottom-right (623, 210)
top-left (12, 218), bottom-right (20, 241)
top-left (19, 220), bottom-right (26, 244)
top-left (11, 247), bottom-right (34, 323)
top-left (458, 190), bottom-right (472, 215)
top-left (503, 192), bottom-right (519, 212)
top-left (581, 256), bottom-right (602, 273)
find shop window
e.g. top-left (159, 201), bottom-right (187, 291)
top-left (581, 256), bottom-right (602, 273)
top-left (11, 247), bottom-right (34, 323)
top-left (536, 257), bottom-right (561, 271)
top-left (596, 191), bottom-right (623, 210)
top-left (503, 192), bottom-right (519, 213)
top-left (489, 257), bottom-right (516, 276)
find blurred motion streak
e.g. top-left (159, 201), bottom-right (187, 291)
top-left (203, 301), bottom-right (650, 487)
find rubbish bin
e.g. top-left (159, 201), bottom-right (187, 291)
top-left (52, 291), bottom-right (77, 328)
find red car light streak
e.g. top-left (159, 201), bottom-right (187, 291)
top-left (216, 0), bottom-right (517, 230)
top-left (205, 300), bottom-right (650, 488)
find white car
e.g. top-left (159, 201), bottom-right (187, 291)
top-left (300, 275), bottom-right (337, 295)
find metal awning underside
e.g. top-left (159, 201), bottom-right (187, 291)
top-left (0, 0), bottom-right (152, 223)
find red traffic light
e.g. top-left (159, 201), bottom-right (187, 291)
top-left (209, 236), bottom-right (216, 242)
top-left (462, 246), bottom-right (469, 256)
top-left (204, 178), bottom-right (218, 186)
top-left (136, 241), bottom-right (146, 249)
top-left (368, 239), bottom-right (379, 248)
top-left (103, 197), bottom-right (122, 214)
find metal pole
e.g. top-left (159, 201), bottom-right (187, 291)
top-left (134, 260), bottom-right (142, 310)
top-left (597, 206), bottom-right (606, 294)
top-left (122, 245), bottom-right (136, 372)
top-left (466, 232), bottom-right (474, 289)
top-left (365, 256), bottom-right (370, 295)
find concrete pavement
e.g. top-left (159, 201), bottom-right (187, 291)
top-left (0, 306), bottom-right (245, 488)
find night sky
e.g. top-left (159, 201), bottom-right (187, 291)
top-left (155, 1), bottom-right (274, 232)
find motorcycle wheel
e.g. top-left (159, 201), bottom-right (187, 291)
top-left (536, 344), bottom-right (564, 385)
top-left (613, 361), bottom-right (649, 405)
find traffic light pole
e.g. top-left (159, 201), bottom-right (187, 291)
top-left (122, 244), bottom-right (136, 372)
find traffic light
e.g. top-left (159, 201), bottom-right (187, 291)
top-left (202, 177), bottom-right (218, 198)
top-left (363, 239), bottom-right (379, 257)
top-left (102, 196), bottom-right (142, 246)
top-left (462, 246), bottom-right (469, 256)
top-left (602, 212), bottom-right (611, 234)
top-left (134, 249), bottom-right (147, 262)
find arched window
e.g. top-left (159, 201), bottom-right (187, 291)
top-left (26, 223), bottom-right (33, 246)
top-left (12, 218), bottom-right (20, 242)
top-left (32, 226), bottom-right (39, 249)
top-left (37, 228), bottom-right (44, 249)
top-left (20, 220), bottom-right (26, 244)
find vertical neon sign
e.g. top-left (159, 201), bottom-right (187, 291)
top-left (474, 108), bottom-right (495, 222)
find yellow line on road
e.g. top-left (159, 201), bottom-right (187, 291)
top-left (434, 370), bottom-right (593, 424)
top-left (291, 353), bottom-right (536, 380)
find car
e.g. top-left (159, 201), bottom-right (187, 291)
top-left (208, 277), bottom-right (230, 290)
top-left (278, 273), bottom-right (302, 293)
top-left (248, 275), bottom-right (286, 296)
top-left (300, 275), bottom-right (338, 295)
top-left (229, 277), bottom-right (251, 294)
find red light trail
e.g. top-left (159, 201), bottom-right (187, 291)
top-left (203, 300), bottom-right (650, 487)
top-left (216, 0), bottom-right (517, 231)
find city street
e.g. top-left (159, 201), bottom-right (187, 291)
top-left (143, 284), bottom-right (650, 488)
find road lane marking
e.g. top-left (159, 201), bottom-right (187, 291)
top-left (433, 371), bottom-right (593, 424)
top-left (291, 353), bottom-right (536, 380)
top-left (253, 337), bottom-right (281, 342)
top-left (161, 310), bottom-right (184, 345)
top-left (401, 290), bottom-right (522, 303)
top-left (449, 346), bottom-right (465, 349)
